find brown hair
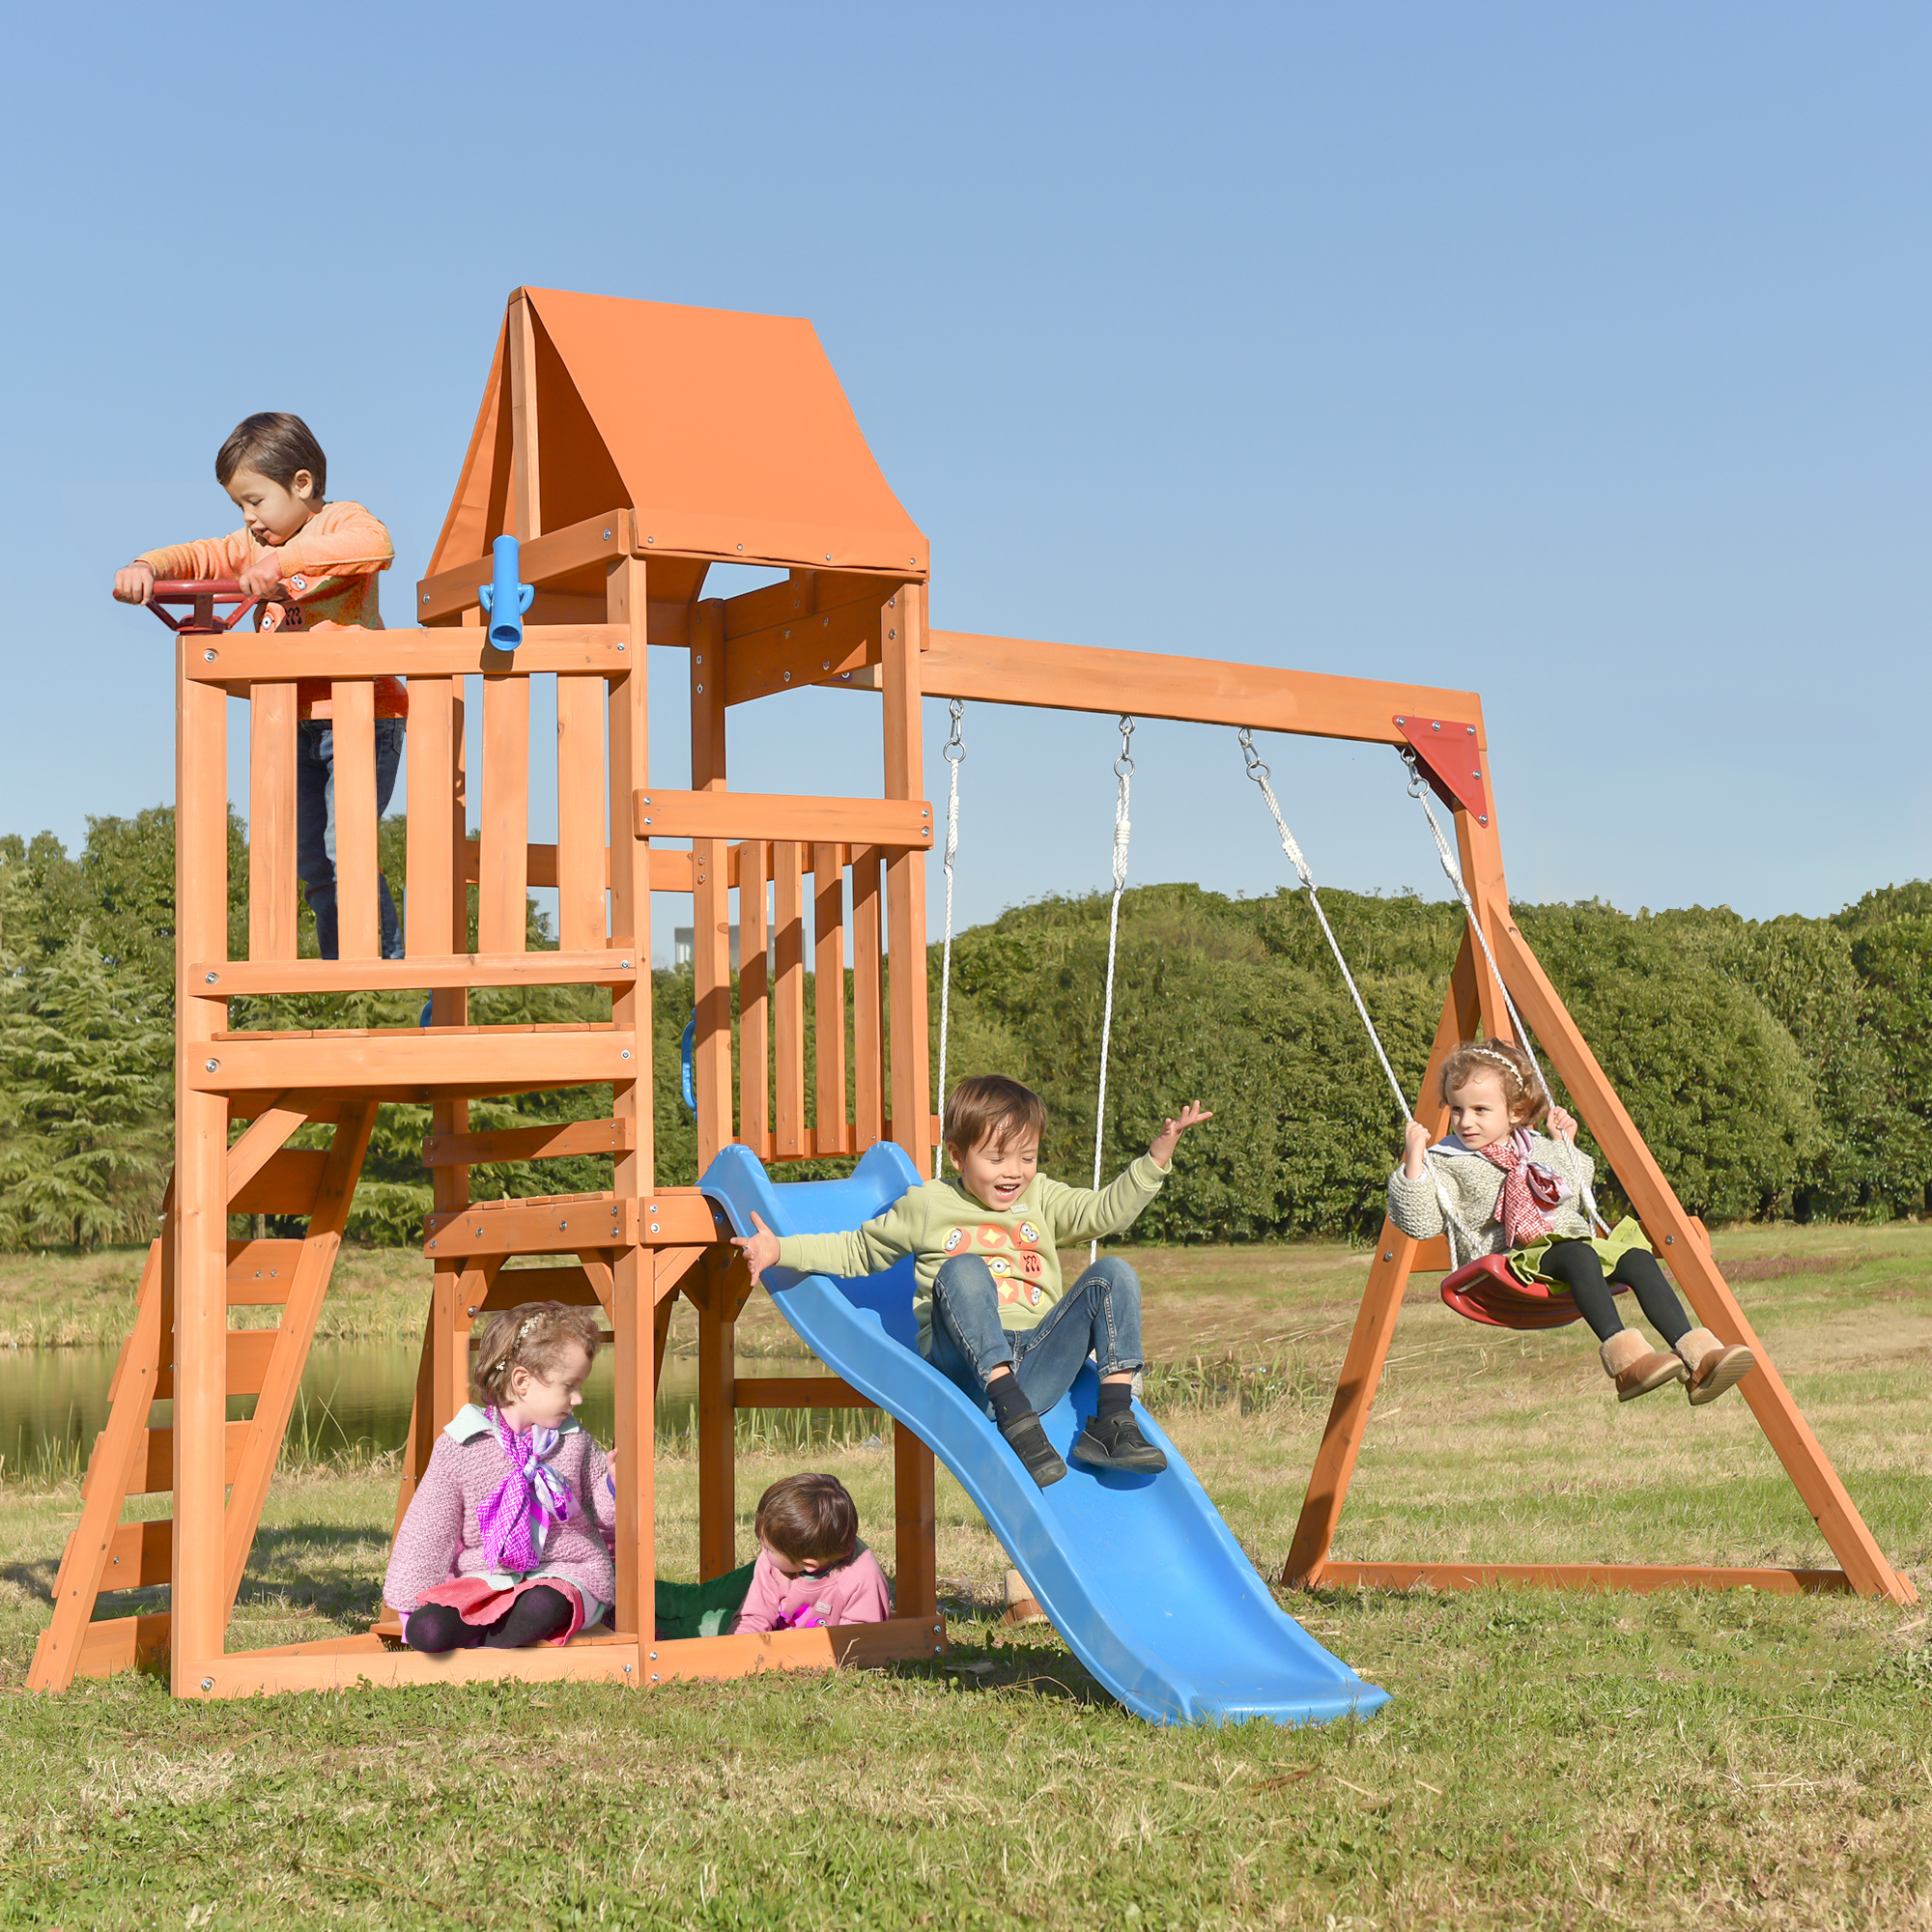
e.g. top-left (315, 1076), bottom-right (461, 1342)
top-left (754, 1472), bottom-right (859, 1566)
top-left (943, 1073), bottom-right (1048, 1162)
top-left (215, 412), bottom-right (327, 497)
top-left (1439, 1037), bottom-right (1548, 1129)
top-left (469, 1300), bottom-right (602, 1406)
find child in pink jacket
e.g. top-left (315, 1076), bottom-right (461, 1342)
top-left (733, 1473), bottom-right (892, 1634)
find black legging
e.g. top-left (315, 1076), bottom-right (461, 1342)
top-left (1537, 1239), bottom-right (1693, 1348)
top-left (405, 1584), bottom-right (575, 1654)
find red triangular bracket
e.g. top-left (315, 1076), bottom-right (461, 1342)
top-left (1393, 713), bottom-right (1491, 826)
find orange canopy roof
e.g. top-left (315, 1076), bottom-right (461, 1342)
top-left (427, 288), bottom-right (928, 581)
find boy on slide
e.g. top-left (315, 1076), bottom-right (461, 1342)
top-left (733, 1073), bottom-right (1212, 1488)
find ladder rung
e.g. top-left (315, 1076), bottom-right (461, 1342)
top-left (153, 1331), bottom-right (279, 1402)
top-left (70, 1610), bottom-right (169, 1680)
top-left (102, 1519), bottom-right (172, 1591)
top-left (227, 1239), bottom-right (306, 1302)
top-left (229, 1148), bottom-right (327, 1217)
top-left (129, 1422), bottom-right (249, 1495)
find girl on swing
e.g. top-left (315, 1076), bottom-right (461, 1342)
top-left (1388, 1038), bottom-right (1755, 1405)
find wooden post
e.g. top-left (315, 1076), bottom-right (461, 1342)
top-left (812, 844), bottom-right (848, 1154)
top-left (880, 580), bottom-right (936, 1616)
top-left (1283, 933), bottom-right (1481, 1586)
top-left (773, 843), bottom-right (806, 1158)
top-left (607, 553), bottom-right (656, 1646)
top-left (690, 599), bottom-right (733, 1167)
top-left (696, 1250), bottom-right (738, 1580)
top-left (738, 840), bottom-right (771, 1158)
top-left (173, 639), bottom-right (231, 1692)
top-left (247, 684), bottom-right (298, 961)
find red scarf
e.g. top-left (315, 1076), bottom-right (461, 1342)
top-left (1479, 1131), bottom-right (1565, 1246)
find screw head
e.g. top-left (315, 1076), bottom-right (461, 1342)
top-left (604, 528), bottom-right (613, 540)
top-left (204, 1058), bottom-right (219, 1072)
top-left (1383, 1251), bottom-right (1394, 1263)
top-left (888, 629), bottom-right (896, 640)
top-left (736, 543), bottom-right (744, 552)
top-left (422, 592), bottom-right (430, 604)
top-left (204, 972), bottom-right (218, 984)
top-left (203, 648), bottom-right (216, 663)
top-left (621, 1049), bottom-right (632, 1060)
top-left (201, 1677), bottom-right (214, 1691)
top-left (783, 671), bottom-right (791, 682)
top-left (646, 535), bottom-right (655, 544)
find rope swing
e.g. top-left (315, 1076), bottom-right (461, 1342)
top-left (933, 698), bottom-right (967, 1176)
top-left (1090, 717), bottom-right (1135, 1260)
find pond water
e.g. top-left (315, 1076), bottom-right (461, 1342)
top-left (0, 1342), bottom-right (879, 1472)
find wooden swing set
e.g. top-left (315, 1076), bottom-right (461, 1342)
top-left (30, 287), bottom-right (1909, 1701)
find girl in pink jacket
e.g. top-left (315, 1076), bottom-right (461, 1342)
top-left (384, 1302), bottom-right (617, 1650)
top-left (733, 1473), bottom-right (892, 1634)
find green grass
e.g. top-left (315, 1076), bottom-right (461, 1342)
top-left (0, 1225), bottom-right (1928, 1926)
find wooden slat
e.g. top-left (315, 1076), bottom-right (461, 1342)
top-left (405, 675), bottom-right (456, 959)
top-left (188, 1029), bottom-right (637, 1094)
top-left (690, 600), bottom-right (733, 1170)
top-left (152, 1330), bottom-right (278, 1402)
top-left (463, 839), bottom-right (698, 894)
top-left (331, 679), bottom-right (381, 959)
top-left (223, 1098), bottom-right (307, 1201)
top-left (813, 844), bottom-right (848, 1156)
top-left (476, 1265), bottom-right (601, 1310)
top-left (1310, 1562), bottom-right (1859, 1598)
top-left (73, 1612), bottom-right (171, 1680)
top-left (696, 1249), bottom-right (736, 1580)
top-left (197, 952), bottom-right (640, 996)
top-left (227, 1238), bottom-right (306, 1302)
top-left (227, 1147), bottom-right (328, 1217)
top-left (190, 628), bottom-right (635, 683)
top-left (733, 1377), bottom-right (872, 1408)
top-left (773, 842), bottom-right (806, 1160)
top-left (414, 508), bottom-right (630, 620)
top-left (634, 788), bottom-right (932, 851)
top-left (138, 1422), bottom-right (249, 1495)
top-left (422, 1117), bottom-right (636, 1167)
top-left (921, 629), bottom-right (1484, 749)
top-left (509, 291), bottom-right (542, 540)
top-left (102, 1520), bottom-right (174, 1592)
top-left (247, 682), bottom-right (298, 960)
top-left (425, 1196), bottom-right (634, 1257)
top-left (738, 842), bottom-right (771, 1157)
top-left (851, 845), bottom-right (884, 1148)
top-left (479, 672), bottom-right (531, 952)
top-left (556, 673), bottom-right (608, 948)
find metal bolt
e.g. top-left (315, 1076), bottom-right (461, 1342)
top-left (201, 1677), bottom-right (214, 1691)
top-left (204, 972), bottom-right (218, 984)
top-left (1664, 1235), bottom-right (1674, 1244)
top-left (825, 553), bottom-right (833, 561)
top-left (617, 642), bottom-right (627, 652)
top-left (822, 661), bottom-right (831, 670)
top-left (933, 1646), bottom-right (942, 1654)
top-left (621, 1049), bottom-right (632, 1060)
top-left (695, 685), bottom-right (702, 696)
top-left (1466, 725), bottom-right (1476, 736)
top-left (204, 1058), bottom-right (219, 1072)
top-left (888, 629), bottom-right (896, 640)
top-left (1431, 721), bottom-right (1441, 731)
top-left (783, 671), bottom-right (791, 683)
top-left (1383, 1252), bottom-right (1394, 1263)
top-left (643, 817), bottom-right (653, 826)
top-left (203, 648), bottom-right (216, 663)
top-left (645, 535), bottom-right (655, 545)
top-left (889, 596), bottom-right (896, 609)
top-left (623, 1662), bottom-right (633, 1674)
top-left (1396, 715), bottom-right (1406, 724)
top-left (422, 592), bottom-right (430, 604)
top-left (604, 528), bottom-right (613, 540)
top-left (620, 959), bottom-right (632, 968)
top-left (467, 1305), bottom-right (475, 1318)
top-left (696, 654), bottom-right (704, 666)
top-left (1480, 815), bottom-right (1490, 826)
top-left (650, 1672), bottom-right (659, 1682)
top-left (649, 1651), bottom-right (658, 1661)
top-left (736, 543), bottom-right (744, 552)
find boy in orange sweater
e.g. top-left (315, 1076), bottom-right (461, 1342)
top-left (113, 413), bottom-right (406, 958)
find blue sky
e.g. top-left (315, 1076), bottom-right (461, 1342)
top-left (4, 4), bottom-right (1925, 962)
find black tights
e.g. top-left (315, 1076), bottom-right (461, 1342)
top-left (1538, 1239), bottom-right (1693, 1348)
top-left (405, 1584), bottom-right (574, 1654)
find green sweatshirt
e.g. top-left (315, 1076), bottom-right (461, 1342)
top-left (776, 1154), bottom-right (1172, 1355)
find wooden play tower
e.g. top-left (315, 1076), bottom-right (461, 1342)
top-left (32, 288), bottom-right (1910, 1700)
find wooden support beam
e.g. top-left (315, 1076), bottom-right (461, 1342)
top-left (1312, 1562), bottom-right (1860, 1599)
top-left (198, 952), bottom-right (640, 996)
top-left (734, 1376), bottom-right (872, 1408)
top-left (188, 1029), bottom-right (639, 1094)
top-left (722, 594), bottom-right (882, 705)
top-left (413, 509), bottom-right (632, 621)
top-left (882, 583), bottom-right (933, 1179)
top-left (508, 290), bottom-right (542, 540)
top-left (422, 1117), bottom-right (636, 1168)
top-left (191, 628), bottom-right (635, 684)
top-left (226, 1148), bottom-right (327, 1217)
top-left (634, 789), bottom-right (933, 851)
top-left (922, 630), bottom-right (1483, 748)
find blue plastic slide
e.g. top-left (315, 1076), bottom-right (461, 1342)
top-left (699, 1142), bottom-right (1387, 1727)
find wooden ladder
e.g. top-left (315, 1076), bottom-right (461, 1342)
top-left (28, 1098), bottom-right (376, 1690)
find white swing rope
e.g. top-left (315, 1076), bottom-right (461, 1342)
top-left (1089, 717), bottom-right (1135, 1261)
top-left (933, 698), bottom-right (967, 1177)
top-left (1400, 749), bottom-right (1609, 1236)
top-left (1236, 729), bottom-right (1465, 1246)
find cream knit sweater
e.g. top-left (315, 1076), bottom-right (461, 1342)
top-left (1386, 1134), bottom-right (1597, 1267)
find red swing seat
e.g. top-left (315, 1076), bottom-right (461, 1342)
top-left (1439, 1253), bottom-right (1631, 1331)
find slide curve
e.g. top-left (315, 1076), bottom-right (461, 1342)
top-left (699, 1142), bottom-right (1387, 1727)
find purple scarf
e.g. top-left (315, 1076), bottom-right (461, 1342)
top-left (476, 1409), bottom-right (572, 1575)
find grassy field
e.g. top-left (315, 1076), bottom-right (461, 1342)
top-left (0, 1225), bottom-right (1927, 1927)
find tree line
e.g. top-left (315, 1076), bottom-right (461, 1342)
top-left (2, 809), bottom-right (1927, 1251)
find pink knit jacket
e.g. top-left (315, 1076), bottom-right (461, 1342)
top-left (384, 1409), bottom-right (617, 1614)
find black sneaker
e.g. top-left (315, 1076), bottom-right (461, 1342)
top-left (999, 1410), bottom-right (1067, 1488)
top-left (1070, 1411), bottom-right (1168, 1474)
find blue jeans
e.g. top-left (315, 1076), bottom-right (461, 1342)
top-left (927, 1253), bottom-right (1144, 1418)
top-left (298, 719), bottom-right (405, 959)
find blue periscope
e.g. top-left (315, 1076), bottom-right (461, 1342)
top-left (698, 1142), bottom-right (1387, 1727)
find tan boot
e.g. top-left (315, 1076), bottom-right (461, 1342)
top-left (1676, 1327), bottom-right (1754, 1406)
top-left (1601, 1328), bottom-right (1690, 1402)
